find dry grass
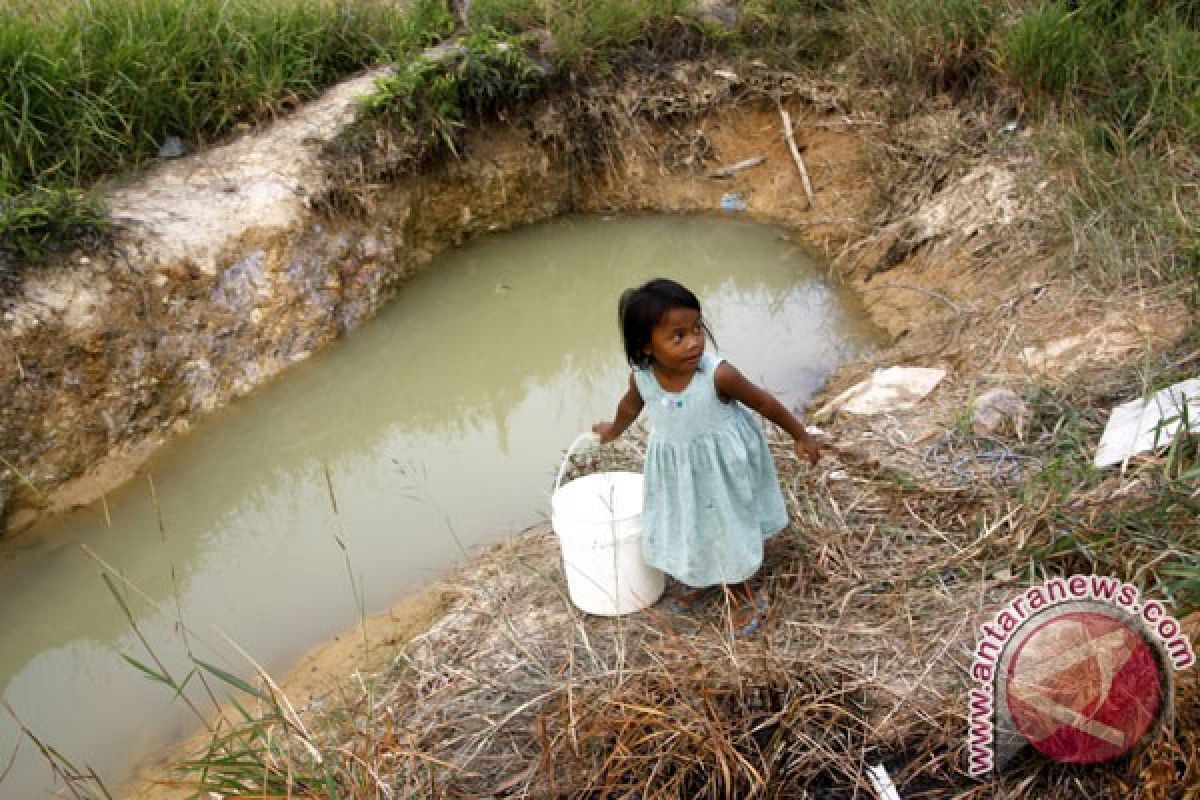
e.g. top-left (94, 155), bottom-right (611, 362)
top-left (152, 353), bottom-right (1196, 798)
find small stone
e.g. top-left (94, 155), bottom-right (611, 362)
top-left (157, 135), bottom-right (187, 159)
top-left (972, 388), bottom-right (1028, 437)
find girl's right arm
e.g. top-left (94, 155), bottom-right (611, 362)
top-left (592, 373), bottom-right (644, 443)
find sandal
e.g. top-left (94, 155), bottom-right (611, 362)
top-left (667, 586), bottom-right (709, 614)
top-left (731, 588), bottom-right (767, 639)
top-left (734, 610), bottom-right (762, 638)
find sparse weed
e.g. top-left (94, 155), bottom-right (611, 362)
top-left (471, 0), bottom-right (698, 71)
top-left (1048, 124), bottom-right (1197, 290)
top-left (361, 24), bottom-right (548, 167)
top-left (0, 186), bottom-right (108, 273)
top-left (842, 0), bottom-right (1003, 96)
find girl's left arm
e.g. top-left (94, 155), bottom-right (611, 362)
top-left (714, 362), bottom-right (820, 464)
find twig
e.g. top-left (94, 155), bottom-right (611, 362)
top-left (859, 282), bottom-right (968, 318)
top-left (707, 154), bottom-right (766, 179)
top-left (778, 105), bottom-right (814, 207)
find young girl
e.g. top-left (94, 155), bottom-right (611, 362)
top-left (592, 278), bottom-right (820, 636)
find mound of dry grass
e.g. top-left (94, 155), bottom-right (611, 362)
top-left (154, 355), bottom-right (1191, 798)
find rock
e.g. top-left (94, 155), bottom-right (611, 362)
top-left (157, 135), bottom-right (187, 159)
top-left (972, 388), bottom-right (1028, 437)
top-left (816, 366), bottom-right (947, 417)
top-left (694, 0), bottom-right (741, 28)
top-left (357, 235), bottom-right (385, 261)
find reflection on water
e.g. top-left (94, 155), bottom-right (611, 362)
top-left (0, 214), bottom-right (880, 796)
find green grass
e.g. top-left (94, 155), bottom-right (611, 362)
top-left (1001, 0), bottom-right (1199, 147)
top-left (471, 0), bottom-right (700, 69)
top-left (0, 0), bottom-right (407, 269)
top-left (3, 0), bottom-right (1197, 294)
top-left (994, 1), bottom-right (1198, 290)
top-left (836, 0), bottom-right (1197, 289)
top-left (1048, 125), bottom-right (1199, 292)
top-left (842, 0), bottom-right (1004, 95)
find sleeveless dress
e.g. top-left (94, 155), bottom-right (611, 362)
top-left (632, 350), bottom-right (790, 587)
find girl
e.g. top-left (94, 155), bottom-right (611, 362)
top-left (592, 278), bottom-right (820, 636)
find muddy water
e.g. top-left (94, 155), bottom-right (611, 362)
top-left (0, 214), bottom-right (879, 797)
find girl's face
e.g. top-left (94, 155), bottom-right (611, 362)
top-left (644, 307), bottom-right (705, 372)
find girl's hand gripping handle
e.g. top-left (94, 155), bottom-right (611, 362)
top-left (591, 421), bottom-right (618, 444)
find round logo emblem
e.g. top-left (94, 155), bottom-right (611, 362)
top-left (1004, 610), bottom-right (1163, 763)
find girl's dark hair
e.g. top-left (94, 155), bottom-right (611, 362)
top-left (618, 278), bottom-right (713, 368)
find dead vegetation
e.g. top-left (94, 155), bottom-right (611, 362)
top-left (150, 331), bottom-right (1197, 798)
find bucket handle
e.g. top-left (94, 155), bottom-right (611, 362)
top-left (553, 431), bottom-right (602, 493)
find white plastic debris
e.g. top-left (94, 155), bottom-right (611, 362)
top-left (816, 367), bottom-right (946, 417)
top-left (867, 763), bottom-right (902, 800)
top-left (1094, 377), bottom-right (1200, 468)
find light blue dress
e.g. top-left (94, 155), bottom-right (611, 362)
top-left (633, 350), bottom-right (790, 587)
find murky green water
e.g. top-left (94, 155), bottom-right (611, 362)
top-left (0, 214), bottom-right (879, 797)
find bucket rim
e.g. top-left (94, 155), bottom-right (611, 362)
top-left (551, 471), bottom-right (643, 524)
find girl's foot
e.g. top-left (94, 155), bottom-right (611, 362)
top-left (667, 586), bottom-right (709, 614)
top-left (729, 586), bottom-right (767, 638)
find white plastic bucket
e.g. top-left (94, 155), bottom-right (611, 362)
top-left (551, 434), bottom-right (665, 616)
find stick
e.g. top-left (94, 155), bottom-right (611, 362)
top-left (859, 282), bottom-right (967, 317)
top-left (707, 154), bottom-right (766, 179)
top-left (779, 106), bottom-right (814, 207)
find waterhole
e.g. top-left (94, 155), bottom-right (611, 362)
top-left (0, 214), bottom-right (880, 796)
